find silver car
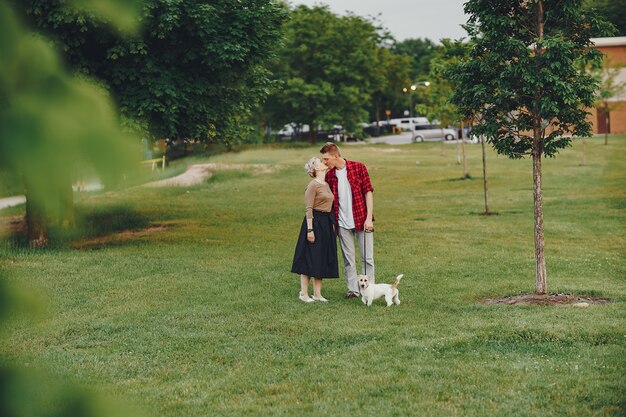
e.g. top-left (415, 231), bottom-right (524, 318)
top-left (412, 124), bottom-right (457, 142)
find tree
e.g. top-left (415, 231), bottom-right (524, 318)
top-left (20, 0), bottom-right (287, 146)
top-left (451, 0), bottom-right (611, 294)
top-left (392, 38), bottom-right (438, 84)
top-left (264, 5), bottom-right (380, 138)
top-left (593, 59), bottom-right (626, 146)
top-left (1, 0), bottom-right (139, 246)
top-left (417, 40), bottom-right (468, 168)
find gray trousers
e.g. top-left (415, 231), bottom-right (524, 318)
top-left (337, 227), bottom-right (375, 293)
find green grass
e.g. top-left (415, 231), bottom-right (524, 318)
top-left (1, 136), bottom-right (625, 416)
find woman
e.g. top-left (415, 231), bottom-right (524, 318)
top-left (291, 157), bottom-right (339, 302)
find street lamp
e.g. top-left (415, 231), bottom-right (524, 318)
top-left (402, 84), bottom-right (417, 117)
top-left (403, 81), bottom-right (430, 118)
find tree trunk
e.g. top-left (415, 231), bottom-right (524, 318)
top-left (375, 101), bottom-right (381, 136)
top-left (461, 120), bottom-right (468, 178)
top-left (581, 138), bottom-right (587, 166)
top-left (604, 102), bottom-right (610, 145)
top-left (532, 128), bottom-right (547, 295)
top-left (537, 0), bottom-right (544, 38)
top-left (440, 128), bottom-right (445, 156)
top-left (25, 186), bottom-right (48, 248)
top-left (532, 0), bottom-right (547, 295)
top-left (481, 135), bottom-right (490, 215)
top-left (58, 171), bottom-right (75, 228)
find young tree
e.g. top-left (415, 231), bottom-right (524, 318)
top-left (451, 0), bottom-right (611, 294)
top-left (20, 0), bottom-right (287, 146)
top-left (593, 59), bottom-right (626, 146)
top-left (417, 40), bottom-right (468, 170)
top-left (414, 72), bottom-right (456, 157)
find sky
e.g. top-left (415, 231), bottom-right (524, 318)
top-left (290, 0), bottom-right (470, 43)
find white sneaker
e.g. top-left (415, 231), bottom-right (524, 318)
top-left (299, 293), bottom-right (314, 303)
top-left (312, 295), bottom-right (328, 302)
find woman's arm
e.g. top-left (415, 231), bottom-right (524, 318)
top-left (305, 182), bottom-right (316, 242)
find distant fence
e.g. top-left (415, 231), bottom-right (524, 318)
top-left (140, 156), bottom-right (166, 173)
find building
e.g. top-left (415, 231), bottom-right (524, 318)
top-left (588, 37), bottom-right (626, 135)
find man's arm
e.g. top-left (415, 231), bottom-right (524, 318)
top-left (359, 162), bottom-right (374, 232)
top-left (364, 191), bottom-right (374, 232)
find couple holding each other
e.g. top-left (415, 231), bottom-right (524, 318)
top-left (291, 142), bottom-right (375, 303)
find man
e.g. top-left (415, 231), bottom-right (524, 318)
top-left (320, 142), bottom-right (374, 299)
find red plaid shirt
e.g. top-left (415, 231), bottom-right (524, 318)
top-left (325, 160), bottom-right (374, 231)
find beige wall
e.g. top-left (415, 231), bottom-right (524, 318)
top-left (588, 41), bottom-right (626, 134)
top-left (588, 102), bottom-right (626, 134)
top-left (595, 45), bottom-right (626, 64)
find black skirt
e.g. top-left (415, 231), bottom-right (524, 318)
top-left (291, 210), bottom-right (339, 278)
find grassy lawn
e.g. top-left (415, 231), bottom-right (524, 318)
top-left (1, 136), bottom-right (624, 416)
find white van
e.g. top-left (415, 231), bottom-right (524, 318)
top-left (387, 117), bottom-right (429, 131)
top-left (277, 123), bottom-right (309, 137)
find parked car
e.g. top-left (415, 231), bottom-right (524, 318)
top-left (412, 124), bottom-right (457, 142)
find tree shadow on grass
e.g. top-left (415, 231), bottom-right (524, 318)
top-left (2, 205), bottom-right (155, 249)
top-left (76, 205), bottom-right (150, 237)
top-left (446, 174), bottom-right (474, 181)
top-left (468, 211), bottom-right (500, 216)
top-left (70, 205), bottom-right (167, 249)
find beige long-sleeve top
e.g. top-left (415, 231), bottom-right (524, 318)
top-left (305, 180), bottom-right (334, 219)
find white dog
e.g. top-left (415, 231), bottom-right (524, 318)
top-left (358, 274), bottom-right (403, 307)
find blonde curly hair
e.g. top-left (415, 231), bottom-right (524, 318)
top-left (304, 157), bottom-right (321, 178)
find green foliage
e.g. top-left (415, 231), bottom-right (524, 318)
top-left (392, 38), bottom-right (438, 82)
top-left (450, 0), bottom-right (611, 158)
top-left (0, 367), bottom-right (140, 417)
top-left (583, 0), bottom-right (625, 36)
top-left (0, 167), bottom-right (24, 197)
top-left (20, 0), bottom-right (288, 145)
top-left (65, 0), bottom-right (144, 34)
top-left (592, 59), bottom-right (626, 108)
top-left (370, 47), bottom-right (413, 123)
top-left (264, 5), bottom-right (380, 133)
top-left (0, 1), bottom-right (139, 242)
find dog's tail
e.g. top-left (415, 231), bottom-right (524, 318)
top-left (391, 274), bottom-right (403, 289)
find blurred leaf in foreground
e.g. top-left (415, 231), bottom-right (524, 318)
top-left (0, 1), bottom-right (140, 247)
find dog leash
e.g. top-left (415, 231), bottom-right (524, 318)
top-left (363, 231), bottom-right (367, 276)
top-left (363, 230), bottom-right (372, 276)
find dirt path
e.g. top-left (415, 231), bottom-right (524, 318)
top-left (0, 196), bottom-right (26, 210)
top-left (0, 164), bottom-right (278, 210)
top-left (145, 163), bottom-right (280, 187)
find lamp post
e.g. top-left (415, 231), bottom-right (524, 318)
top-left (403, 81), bottom-right (430, 118)
top-left (402, 81), bottom-right (431, 140)
top-left (402, 84), bottom-right (416, 117)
